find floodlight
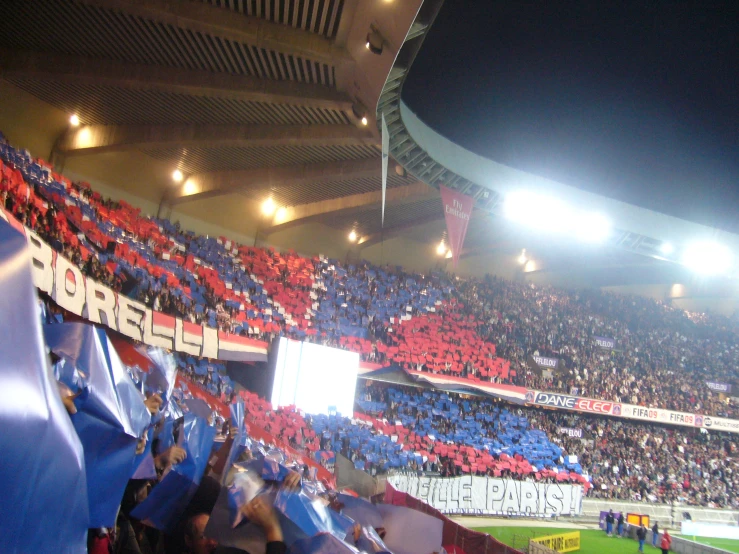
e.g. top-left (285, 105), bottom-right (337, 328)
top-left (681, 242), bottom-right (732, 275)
top-left (348, 230), bottom-right (357, 242)
top-left (660, 242), bottom-right (674, 255)
top-left (436, 241), bottom-right (446, 255)
top-left (69, 114), bottom-right (80, 126)
top-left (574, 212), bottom-right (612, 243)
top-left (262, 197), bottom-right (276, 216)
top-left (518, 249), bottom-right (527, 264)
top-left (172, 169), bottom-right (183, 182)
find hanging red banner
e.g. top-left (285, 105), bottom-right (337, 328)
top-left (439, 185), bottom-right (474, 268)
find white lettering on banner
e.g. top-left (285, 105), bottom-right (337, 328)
top-left (444, 202), bottom-right (471, 221)
top-left (142, 307), bottom-right (174, 349)
top-left (388, 474), bottom-right (583, 517)
top-left (84, 280), bottom-right (118, 329)
top-left (26, 230), bottom-right (54, 293)
top-left (7, 208), bottom-right (268, 362)
top-left (525, 388), bottom-right (739, 434)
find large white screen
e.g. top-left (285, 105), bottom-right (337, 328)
top-left (271, 337), bottom-right (359, 416)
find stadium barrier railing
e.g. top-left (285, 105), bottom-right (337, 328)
top-left (581, 498), bottom-right (739, 527)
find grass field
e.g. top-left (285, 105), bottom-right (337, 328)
top-left (676, 535), bottom-right (739, 554)
top-left (477, 526), bottom-right (739, 554)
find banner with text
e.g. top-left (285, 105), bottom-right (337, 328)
top-left (439, 185), bottom-right (474, 269)
top-left (707, 381), bottom-right (732, 394)
top-left (525, 389), bottom-right (739, 434)
top-left (593, 336), bottom-right (616, 349)
top-left (387, 474), bottom-right (583, 517)
top-left (559, 428), bottom-right (583, 438)
top-left (532, 355), bottom-right (560, 369)
top-left (0, 209), bottom-right (268, 362)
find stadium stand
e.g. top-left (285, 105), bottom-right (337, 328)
top-left (2, 132), bottom-right (737, 420)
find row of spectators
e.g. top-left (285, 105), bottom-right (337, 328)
top-left (1, 132), bottom-right (738, 418)
top-left (357, 382), bottom-right (739, 509)
top-left (458, 277), bottom-right (739, 417)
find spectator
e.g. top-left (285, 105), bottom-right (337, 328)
top-left (637, 523), bottom-right (647, 552)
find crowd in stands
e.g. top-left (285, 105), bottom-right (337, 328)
top-left (458, 277), bottom-right (739, 417)
top-left (356, 382), bottom-right (739, 508)
top-left (1, 131), bottom-right (738, 420)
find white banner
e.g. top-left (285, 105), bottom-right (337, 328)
top-left (388, 474), bottom-right (583, 517)
top-left (0, 209), bottom-right (268, 362)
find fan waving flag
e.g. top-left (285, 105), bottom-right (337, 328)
top-left (440, 185), bottom-right (475, 269)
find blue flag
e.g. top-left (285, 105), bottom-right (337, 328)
top-left (0, 215), bottom-right (89, 552)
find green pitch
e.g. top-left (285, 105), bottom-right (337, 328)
top-left (476, 526), bottom-right (665, 554)
top-left (675, 536), bottom-right (739, 554)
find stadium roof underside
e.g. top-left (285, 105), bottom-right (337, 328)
top-left (2, 0), bottom-right (738, 295)
top-left (0, 0), bottom-right (434, 241)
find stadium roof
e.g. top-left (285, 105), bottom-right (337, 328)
top-left (1, 0), bottom-right (738, 307)
top-left (0, 0), bottom-right (433, 239)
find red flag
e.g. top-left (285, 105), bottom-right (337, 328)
top-left (440, 185), bottom-right (474, 268)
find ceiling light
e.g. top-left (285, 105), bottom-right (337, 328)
top-left (445, 250), bottom-right (453, 259)
top-left (172, 169), bottom-right (184, 182)
top-left (681, 242), bottom-right (732, 276)
top-left (262, 197), bottom-right (276, 216)
top-left (183, 180), bottom-right (197, 195)
top-left (660, 242), bottom-right (675, 255)
top-left (348, 230), bottom-right (357, 242)
top-left (69, 114), bottom-right (80, 126)
top-left (436, 241), bottom-right (446, 256)
top-left (361, 116), bottom-right (368, 126)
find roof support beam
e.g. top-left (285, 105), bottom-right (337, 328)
top-left (76, 0), bottom-right (353, 66)
top-left (264, 181), bottom-right (436, 234)
top-left (357, 212), bottom-right (445, 249)
top-left (0, 49), bottom-right (353, 111)
top-left (168, 158), bottom-right (381, 204)
top-left (56, 124), bottom-right (376, 156)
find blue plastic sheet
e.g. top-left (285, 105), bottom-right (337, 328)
top-left (45, 322), bottom-right (151, 528)
top-left (0, 215), bottom-right (89, 553)
top-left (131, 414), bottom-right (216, 531)
top-left (274, 489), bottom-right (355, 541)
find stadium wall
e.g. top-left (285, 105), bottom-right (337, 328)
top-left (582, 498), bottom-right (739, 527)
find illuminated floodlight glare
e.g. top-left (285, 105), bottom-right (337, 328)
top-left (505, 191), bottom-right (611, 243)
top-left (574, 212), bottom-right (612, 243)
top-left (518, 249), bottom-right (527, 264)
top-left (348, 230), bottom-right (357, 242)
top-left (681, 242), bottom-right (732, 275)
top-left (660, 242), bottom-right (675, 255)
top-left (69, 114), bottom-right (80, 126)
top-left (172, 169), bottom-right (184, 182)
top-left (261, 197), bottom-right (276, 216)
top-left (436, 241), bottom-right (446, 255)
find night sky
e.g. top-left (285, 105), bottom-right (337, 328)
top-left (403, 0), bottom-right (739, 231)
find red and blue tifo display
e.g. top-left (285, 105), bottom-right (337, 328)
top-left (271, 337), bottom-right (359, 417)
